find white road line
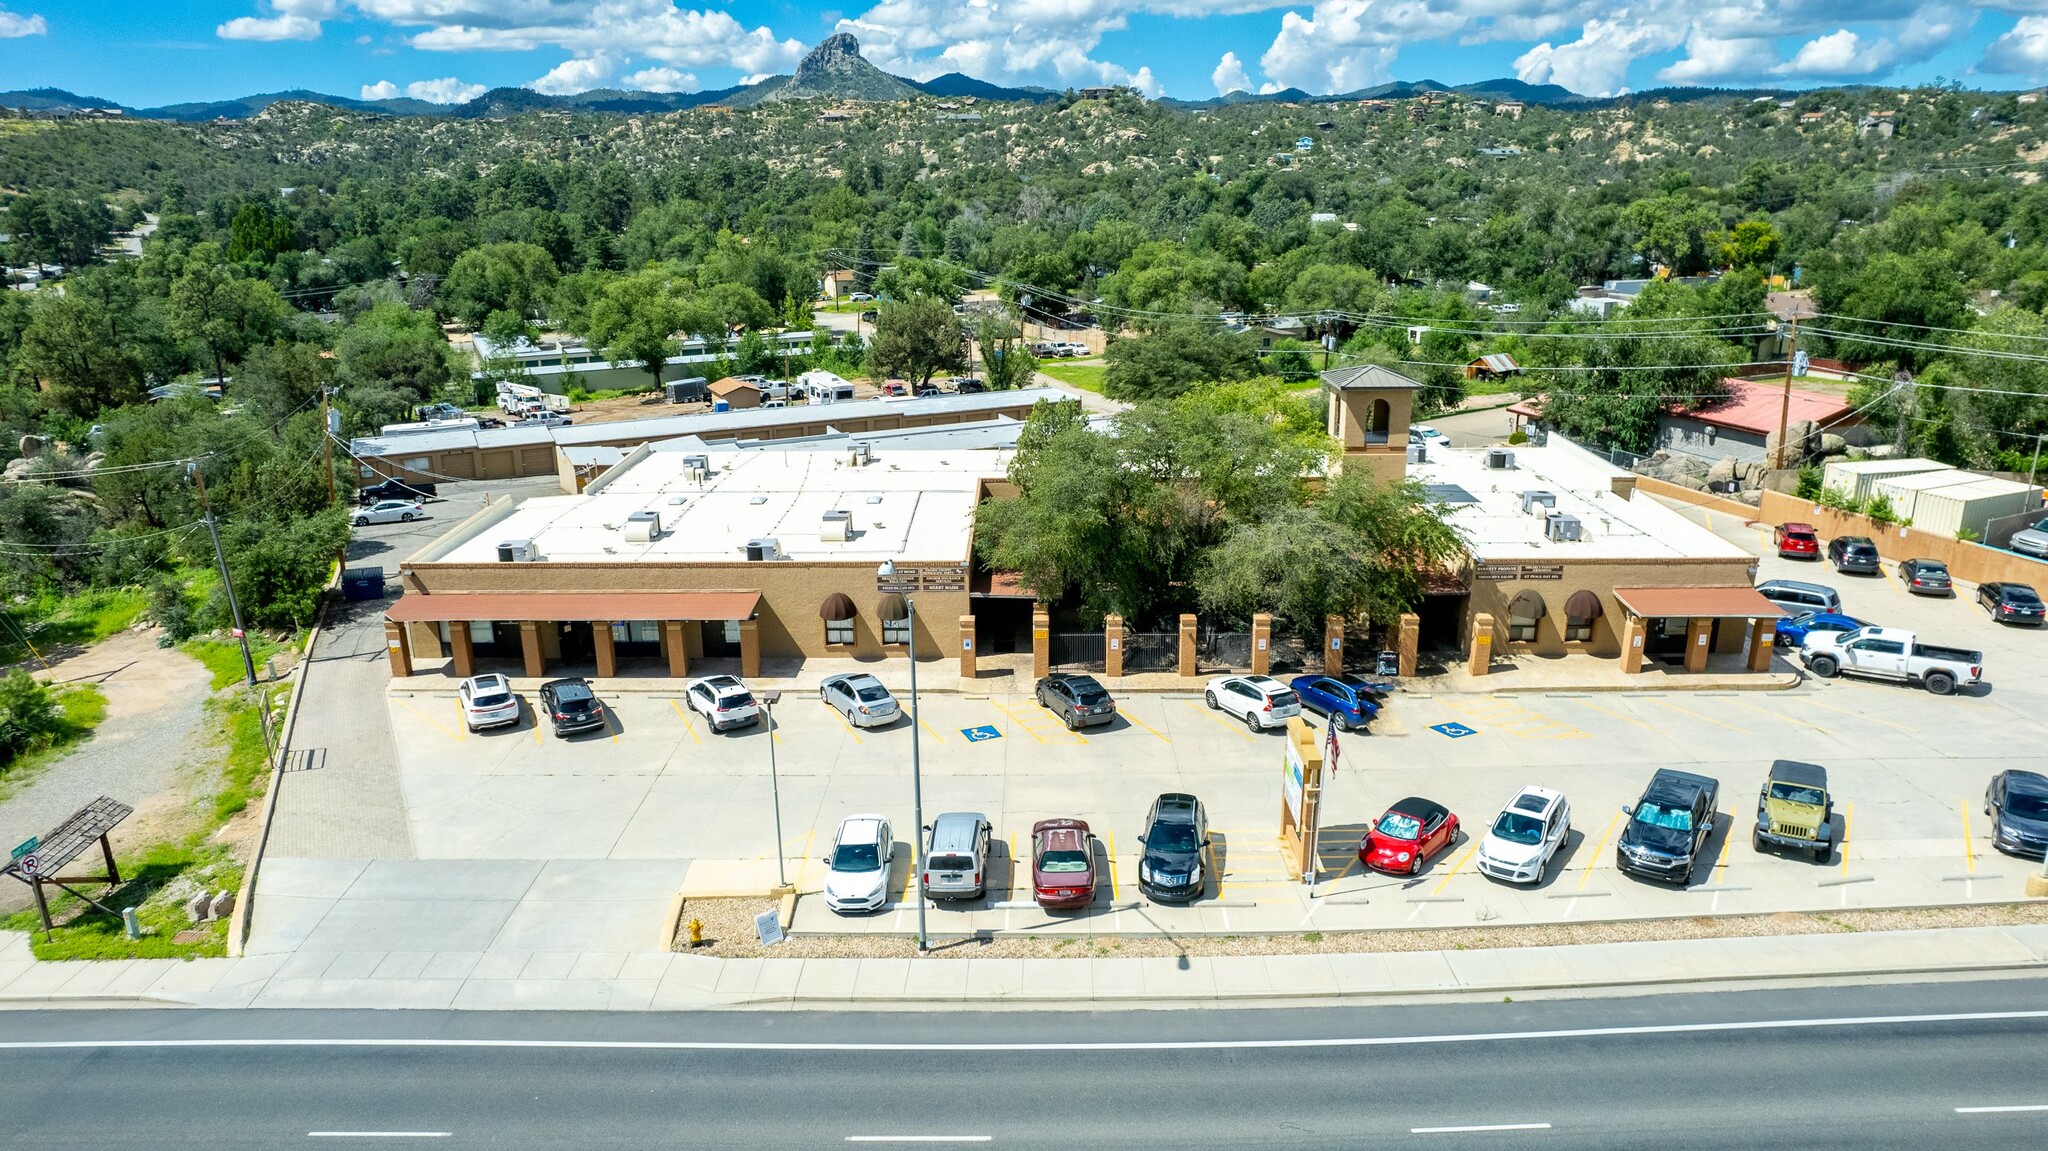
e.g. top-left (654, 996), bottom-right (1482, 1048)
top-left (1956, 1105), bottom-right (2048, 1114)
top-left (306, 1134), bottom-right (452, 1139)
top-left (844, 1138), bottom-right (992, 1144)
top-left (1412, 1123), bottom-right (1551, 1134)
top-left (9, 1010), bottom-right (2048, 1054)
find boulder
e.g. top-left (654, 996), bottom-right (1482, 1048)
top-left (18, 434), bottom-right (42, 458)
top-left (1819, 433), bottom-right (1849, 455)
top-left (1705, 456), bottom-right (1739, 486)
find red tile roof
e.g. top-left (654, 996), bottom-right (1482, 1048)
top-left (1671, 379), bottom-right (1854, 437)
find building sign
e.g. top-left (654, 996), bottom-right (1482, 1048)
top-left (1282, 740), bottom-right (1307, 823)
top-left (1474, 563), bottom-right (1519, 581)
top-left (1519, 564), bottom-right (1564, 581)
top-left (877, 564), bottom-right (969, 593)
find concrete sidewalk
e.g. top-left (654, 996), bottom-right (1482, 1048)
top-left (5, 923), bottom-right (2047, 1011)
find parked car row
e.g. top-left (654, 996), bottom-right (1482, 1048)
top-left (1770, 525), bottom-right (2037, 624)
top-left (1030, 340), bottom-right (1092, 357)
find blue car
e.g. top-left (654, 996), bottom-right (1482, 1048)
top-left (1774, 611), bottom-right (1867, 648)
top-left (1288, 674), bottom-right (1385, 731)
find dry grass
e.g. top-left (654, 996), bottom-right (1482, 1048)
top-left (674, 898), bottom-right (2048, 960)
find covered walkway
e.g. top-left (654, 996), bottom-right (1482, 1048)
top-left (383, 591), bottom-right (764, 680)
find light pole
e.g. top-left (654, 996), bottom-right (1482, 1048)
top-left (759, 688), bottom-right (787, 889)
top-left (877, 561), bottom-right (928, 953)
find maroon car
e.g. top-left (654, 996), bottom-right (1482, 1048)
top-left (1032, 818), bottom-right (1096, 909)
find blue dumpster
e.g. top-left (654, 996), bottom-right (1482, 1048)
top-left (341, 566), bottom-right (387, 601)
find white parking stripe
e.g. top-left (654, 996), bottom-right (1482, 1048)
top-left (1411, 1123), bottom-right (1550, 1134)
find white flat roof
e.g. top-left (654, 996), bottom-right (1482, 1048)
top-left (435, 445), bottom-right (1010, 565)
top-left (1411, 438), bottom-right (1751, 562)
top-left (1827, 457), bottom-right (1948, 476)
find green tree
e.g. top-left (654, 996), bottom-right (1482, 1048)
top-left (867, 296), bottom-right (966, 387)
top-left (580, 265), bottom-right (690, 391)
top-left (335, 302), bottom-right (458, 429)
top-left (1102, 322), bottom-right (1258, 401)
top-left (0, 669), bottom-right (61, 766)
top-left (973, 315), bottom-right (1037, 391)
top-left (2, 189), bottom-right (114, 269)
top-left (17, 289), bottom-right (145, 416)
top-left (1719, 219), bottom-right (1783, 270)
top-left (226, 200), bottom-right (296, 265)
top-left (235, 340), bottom-right (334, 432)
top-left (439, 241), bottom-right (559, 326)
top-left (874, 257), bottom-right (970, 303)
top-left (1620, 194), bottom-right (1724, 274)
top-left (167, 252), bottom-right (291, 384)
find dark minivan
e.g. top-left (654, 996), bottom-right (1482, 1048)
top-left (1828, 535), bottom-right (1882, 575)
top-left (1617, 769), bottom-right (1719, 885)
top-left (1137, 793), bottom-right (1210, 904)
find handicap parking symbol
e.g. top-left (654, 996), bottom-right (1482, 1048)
top-left (1429, 722), bottom-right (1478, 739)
top-left (961, 724), bottom-right (1003, 743)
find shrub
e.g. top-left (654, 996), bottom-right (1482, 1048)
top-left (1507, 427), bottom-right (1529, 445)
top-left (0, 670), bottom-right (61, 764)
top-left (1865, 493), bottom-right (1898, 526)
top-left (1817, 485), bottom-right (1854, 512)
top-left (1795, 466), bottom-right (1822, 501)
top-left (148, 576), bottom-right (197, 642)
top-left (1957, 527), bottom-right (1981, 543)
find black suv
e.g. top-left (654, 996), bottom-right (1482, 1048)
top-left (537, 677), bottom-right (607, 737)
top-left (1034, 673), bottom-right (1117, 731)
top-left (1138, 793), bottom-right (1210, 904)
top-left (359, 478), bottom-right (437, 505)
top-left (1827, 535), bottom-right (1882, 575)
top-left (1617, 769), bottom-right (1719, 885)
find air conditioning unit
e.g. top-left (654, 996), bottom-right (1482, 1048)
top-left (1485, 448), bottom-right (1516, 469)
top-left (745, 537), bottom-right (783, 561)
top-left (496, 539), bottom-right (538, 562)
top-left (1545, 512), bottom-right (1583, 542)
top-left (680, 453), bottom-right (710, 471)
top-left (820, 509), bottom-right (852, 542)
top-left (1520, 490), bottom-right (1557, 516)
top-left (623, 510), bottom-right (661, 543)
top-left (1406, 444), bottom-right (1425, 464)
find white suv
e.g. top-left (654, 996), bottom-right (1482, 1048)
top-left (1475, 786), bottom-right (1571, 885)
top-left (1203, 674), bottom-right (1302, 731)
top-left (684, 674), bottom-right (761, 732)
top-left (456, 673), bottom-right (521, 732)
top-left (823, 814), bottom-right (893, 914)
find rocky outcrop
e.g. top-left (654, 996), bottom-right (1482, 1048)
top-left (757, 34), bottom-right (920, 105)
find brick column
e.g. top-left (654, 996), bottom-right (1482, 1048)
top-left (449, 623), bottom-right (476, 679)
top-left (1619, 615), bottom-right (1647, 674)
top-left (593, 621), bottom-right (618, 679)
top-left (518, 620), bottom-right (545, 678)
top-left (1104, 614), bottom-right (1125, 679)
top-left (1250, 613), bottom-right (1272, 676)
top-left (1683, 616), bottom-right (1712, 673)
top-left (1031, 607), bottom-right (1050, 680)
top-left (1323, 614), bottom-right (1345, 676)
top-left (1746, 617), bottom-right (1775, 672)
top-left (662, 620), bottom-right (689, 678)
top-left (738, 619), bottom-right (761, 678)
top-left (958, 614), bottom-right (977, 679)
top-left (1177, 614), bottom-right (1197, 677)
top-left (1397, 612), bottom-right (1421, 678)
top-left (383, 620), bottom-right (413, 677)
top-left (1466, 612), bottom-right (1493, 677)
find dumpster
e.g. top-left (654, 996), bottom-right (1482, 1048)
top-left (340, 566), bottom-right (387, 602)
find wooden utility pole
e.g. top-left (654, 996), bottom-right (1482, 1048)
top-left (189, 462), bottom-right (258, 689)
top-left (1772, 314), bottom-right (1800, 472)
top-left (319, 387), bottom-right (336, 506)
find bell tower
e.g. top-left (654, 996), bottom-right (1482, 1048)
top-left (1322, 365), bottom-right (1421, 483)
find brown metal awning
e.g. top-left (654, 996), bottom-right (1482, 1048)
top-left (385, 591), bottom-right (760, 623)
top-left (819, 592), bottom-right (856, 621)
top-left (1508, 589), bottom-right (1547, 620)
top-left (1564, 589), bottom-right (1604, 619)
top-left (1612, 587), bottom-right (1784, 619)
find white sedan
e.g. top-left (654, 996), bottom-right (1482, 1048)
top-left (820, 673), bottom-right (901, 728)
top-left (353, 499), bottom-right (423, 527)
top-left (456, 673), bottom-right (521, 732)
top-left (822, 814), bottom-right (893, 914)
top-left (1409, 424), bottom-right (1453, 450)
top-left (1203, 674), bottom-right (1302, 731)
top-left (1474, 786), bottom-right (1571, 885)
top-left (684, 674), bottom-right (761, 732)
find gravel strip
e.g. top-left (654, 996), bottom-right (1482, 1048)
top-left (675, 899), bottom-right (2048, 960)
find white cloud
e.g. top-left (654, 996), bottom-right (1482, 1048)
top-left (359, 80), bottom-right (401, 99)
top-left (1656, 30), bottom-right (1770, 84)
top-left (1212, 50), bottom-right (1253, 95)
top-left (624, 66), bottom-right (699, 93)
top-left (1515, 16), bottom-right (1686, 97)
top-left (531, 53), bottom-right (613, 95)
top-left (0, 7), bottom-right (45, 37)
top-left (1772, 28), bottom-right (1896, 75)
top-left (1985, 13), bottom-right (2048, 74)
top-left (217, 0), bottom-right (333, 40)
top-left (1259, 1), bottom-right (1478, 94)
top-left (1126, 65), bottom-right (1165, 97)
top-left (406, 76), bottom-right (487, 102)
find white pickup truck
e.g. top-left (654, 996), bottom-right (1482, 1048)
top-left (1800, 626), bottom-right (1982, 695)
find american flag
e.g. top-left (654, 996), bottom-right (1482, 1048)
top-left (1324, 711), bottom-right (1341, 777)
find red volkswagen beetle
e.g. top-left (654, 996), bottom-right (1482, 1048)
top-left (1360, 797), bottom-right (1460, 875)
top-left (1032, 818), bottom-right (1097, 909)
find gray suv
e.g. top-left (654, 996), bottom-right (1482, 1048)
top-left (1755, 579), bottom-right (1843, 615)
top-left (921, 812), bottom-right (992, 901)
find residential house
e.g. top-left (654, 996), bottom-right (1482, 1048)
top-left (1657, 379), bottom-right (1861, 465)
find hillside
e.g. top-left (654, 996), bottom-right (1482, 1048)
top-left (753, 34), bottom-right (921, 105)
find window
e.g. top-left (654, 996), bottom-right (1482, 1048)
top-left (437, 621), bottom-right (494, 645)
top-left (610, 621), bottom-right (660, 644)
top-left (403, 456), bottom-right (430, 471)
top-left (882, 617), bottom-right (911, 645)
top-left (825, 619), bottom-right (854, 645)
top-left (1508, 616), bottom-right (1538, 642)
top-left (1565, 616), bottom-right (1593, 641)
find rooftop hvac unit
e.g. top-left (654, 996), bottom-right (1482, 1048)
top-left (1520, 490), bottom-right (1557, 516)
top-left (820, 509), bottom-right (853, 542)
top-left (1406, 444), bottom-right (1425, 464)
top-left (1528, 426), bottom-right (1549, 446)
top-left (623, 510), bottom-right (661, 543)
top-left (1545, 512), bottom-right (1583, 542)
top-left (745, 537), bottom-right (782, 562)
top-left (1485, 448), bottom-right (1517, 469)
top-left (496, 539), bottom-right (538, 563)
top-left (847, 443), bottom-right (873, 467)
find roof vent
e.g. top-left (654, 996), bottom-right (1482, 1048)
top-left (745, 537), bottom-right (783, 561)
top-left (1485, 448), bottom-right (1516, 469)
top-left (820, 509), bottom-right (853, 542)
top-left (1520, 490), bottom-right (1557, 516)
top-left (495, 539), bottom-right (538, 562)
top-left (847, 443), bottom-right (873, 466)
top-left (623, 510), bottom-right (661, 543)
top-left (749, 495), bottom-right (767, 505)
top-left (1545, 512), bottom-right (1583, 542)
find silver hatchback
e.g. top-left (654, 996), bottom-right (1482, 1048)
top-left (921, 812), bottom-right (992, 901)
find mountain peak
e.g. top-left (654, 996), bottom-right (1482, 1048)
top-left (757, 33), bottom-right (919, 105)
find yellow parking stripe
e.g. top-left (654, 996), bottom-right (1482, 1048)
top-left (1569, 698), bottom-right (1659, 732)
top-left (824, 702), bottom-right (865, 744)
top-left (1840, 802), bottom-right (1853, 875)
top-left (1579, 812), bottom-right (1620, 890)
top-left (917, 717), bottom-right (946, 744)
top-left (1802, 697), bottom-right (1913, 733)
top-left (1120, 708), bottom-right (1171, 743)
top-left (670, 700), bottom-right (702, 745)
top-left (1649, 698), bottom-right (1746, 734)
top-left (1961, 801), bottom-right (1976, 873)
top-left (1725, 698), bottom-right (1831, 736)
top-left (1105, 829), bottom-right (1119, 898)
top-left (449, 702), bottom-right (467, 742)
top-left (1714, 827), bottom-right (1731, 882)
top-left (1432, 843), bottom-right (1479, 894)
top-left (1181, 700), bottom-right (1256, 741)
top-left (396, 698), bottom-right (463, 742)
top-left (990, 701), bottom-right (1045, 744)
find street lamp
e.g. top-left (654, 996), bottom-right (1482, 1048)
top-left (758, 688), bottom-right (786, 890)
top-left (877, 561), bottom-right (928, 953)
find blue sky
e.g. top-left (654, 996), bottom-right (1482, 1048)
top-left (0, 1), bottom-right (2040, 107)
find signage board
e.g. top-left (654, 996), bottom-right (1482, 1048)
top-left (9, 837), bottom-right (36, 862)
top-left (1474, 563), bottom-right (1519, 581)
top-left (1519, 564), bottom-right (1564, 580)
top-left (755, 909), bottom-right (785, 946)
top-left (876, 564), bottom-right (969, 593)
top-left (1282, 741), bottom-right (1306, 824)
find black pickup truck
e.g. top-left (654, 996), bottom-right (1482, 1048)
top-left (1617, 769), bottom-right (1720, 885)
top-left (358, 479), bottom-right (437, 505)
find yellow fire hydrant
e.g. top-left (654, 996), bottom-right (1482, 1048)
top-left (687, 917), bottom-right (704, 948)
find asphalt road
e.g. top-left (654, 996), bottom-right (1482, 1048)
top-left (7, 979), bottom-right (2048, 1148)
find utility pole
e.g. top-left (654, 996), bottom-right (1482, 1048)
top-left (319, 387), bottom-right (337, 506)
top-left (1772, 313), bottom-right (1799, 472)
top-left (2030, 432), bottom-right (2046, 492)
top-left (189, 462), bottom-right (258, 689)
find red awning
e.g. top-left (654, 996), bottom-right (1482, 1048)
top-left (385, 591), bottom-right (760, 623)
top-left (1612, 587), bottom-right (1783, 619)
